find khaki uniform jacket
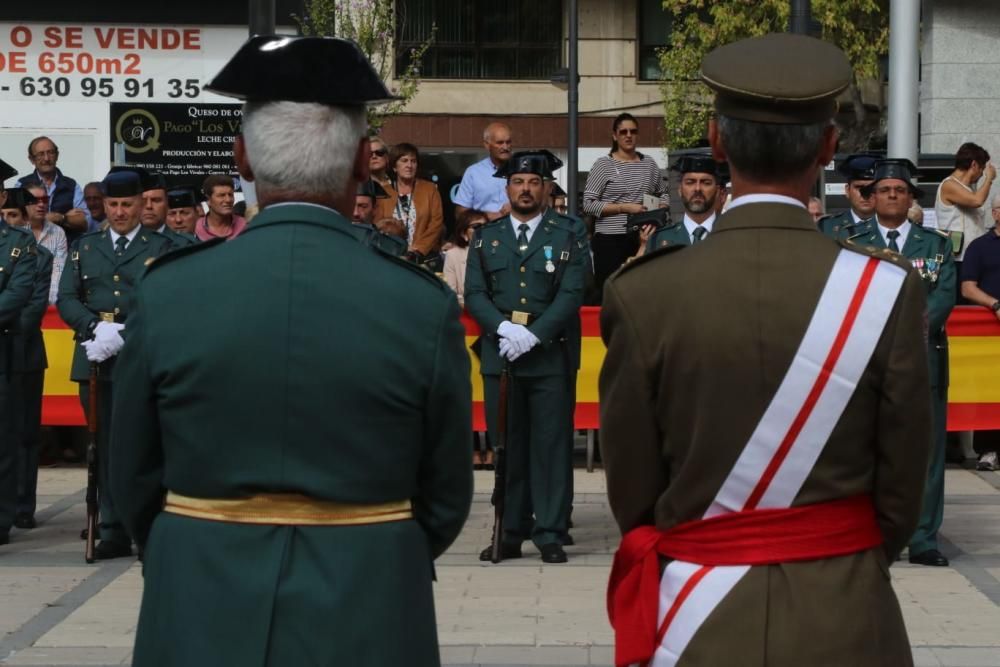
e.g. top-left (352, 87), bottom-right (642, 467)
top-left (600, 202), bottom-right (931, 666)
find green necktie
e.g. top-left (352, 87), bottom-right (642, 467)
top-left (115, 236), bottom-right (128, 257)
top-left (691, 226), bottom-right (707, 244)
top-left (887, 230), bottom-right (900, 252)
top-left (517, 223), bottom-right (530, 253)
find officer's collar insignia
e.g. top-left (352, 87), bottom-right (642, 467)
top-left (491, 240), bottom-right (499, 247)
top-left (144, 257), bottom-right (156, 266)
top-left (474, 239), bottom-right (483, 248)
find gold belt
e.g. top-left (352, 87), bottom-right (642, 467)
top-left (163, 491), bottom-right (413, 526)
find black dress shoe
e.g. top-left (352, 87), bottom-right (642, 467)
top-left (94, 541), bottom-right (133, 561)
top-left (80, 528), bottom-right (88, 541)
top-left (540, 543), bottom-right (568, 564)
top-left (479, 542), bottom-right (522, 562)
top-left (909, 549), bottom-right (949, 567)
top-left (13, 513), bottom-right (36, 530)
top-left (560, 532), bottom-right (575, 546)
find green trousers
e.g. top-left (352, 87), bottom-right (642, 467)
top-left (79, 381), bottom-right (131, 547)
top-left (483, 373), bottom-right (573, 549)
top-left (909, 386), bottom-right (947, 555)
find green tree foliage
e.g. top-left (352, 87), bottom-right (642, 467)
top-left (298, 0), bottom-right (435, 131)
top-left (657, 0), bottom-right (889, 150)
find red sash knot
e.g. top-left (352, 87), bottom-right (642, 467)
top-left (606, 494), bottom-right (884, 667)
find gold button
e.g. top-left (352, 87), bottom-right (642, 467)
top-left (114, 307), bottom-right (121, 314)
top-left (520, 297), bottom-right (527, 304)
top-left (520, 282), bottom-right (527, 288)
top-left (520, 266), bottom-right (526, 273)
top-left (114, 290), bottom-right (121, 297)
top-left (113, 275), bottom-right (120, 282)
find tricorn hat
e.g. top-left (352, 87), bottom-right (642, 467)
top-left (494, 151), bottom-right (556, 180)
top-left (166, 186), bottom-right (205, 209)
top-left (109, 166), bottom-right (166, 192)
top-left (356, 179), bottom-right (389, 200)
top-left (701, 33), bottom-right (851, 124)
top-left (836, 153), bottom-right (880, 182)
top-left (101, 169), bottom-right (145, 197)
top-left (206, 35), bottom-right (398, 106)
top-left (859, 159), bottom-right (924, 199)
top-left (0, 158), bottom-right (17, 186)
top-left (2, 187), bottom-right (37, 209)
top-left (671, 154), bottom-right (723, 178)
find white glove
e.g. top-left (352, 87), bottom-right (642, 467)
top-left (82, 338), bottom-right (112, 363)
top-left (496, 321), bottom-right (540, 356)
top-left (93, 321), bottom-right (126, 358)
top-left (498, 337), bottom-right (521, 362)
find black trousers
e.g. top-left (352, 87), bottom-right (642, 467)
top-left (592, 232), bottom-right (638, 301)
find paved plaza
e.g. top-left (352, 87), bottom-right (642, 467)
top-left (1, 465), bottom-right (999, 667)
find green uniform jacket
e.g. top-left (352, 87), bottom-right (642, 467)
top-left (56, 228), bottom-right (173, 382)
top-left (818, 210), bottom-right (871, 240)
top-left (645, 220), bottom-right (693, 252)
top-left (158, 226), bottom-right (198, 248)
top-left (109, 202), bottom-right (472, 667)
top-left (11, 245), bottom-right (52, 373)
top-left (464, 209), bottom-right (590, 376)
top-left (848, 220), bottom-right (956, 388)
top-left (0, 223), bottom-right (38, 372)
top-left (600, 203), bottom-right (930, 666)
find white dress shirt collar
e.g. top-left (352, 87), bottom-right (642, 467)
top-left (683, 212), bottom-right (716, 240)
top-left (876, 218), bottom-right (911, 250)
top-left (510, 212), bottom-right (544, 242)
top-left (726, 193), bottom-right (807, 210)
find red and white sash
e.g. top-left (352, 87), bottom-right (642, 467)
top-left (645, 250), bottom-right (907, 667)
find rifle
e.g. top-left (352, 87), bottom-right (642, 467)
top-left (84, 362), bottom-right (99, 564)
top-left (489, 361), bottom-right (511, 564)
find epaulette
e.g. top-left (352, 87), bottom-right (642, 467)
top-left (372, 243), bottom-right (448, 291)
top-left (837, 238), bottom-right (912, 271)
top-left (144, 237), bottom-right (225, 274)
top-left (609, 243), bottom-right (686, 282)
top-left (929, 228), bottom-right (951, 241)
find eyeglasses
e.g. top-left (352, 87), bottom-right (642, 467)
top-left (31, 150), bottom-right (57, 159)
top-left (371, 148), bottom-right (388, 157)
top-left (32, 195), bottom-right (50, 202)
top-left (617, 128), bottom-right (639, 136)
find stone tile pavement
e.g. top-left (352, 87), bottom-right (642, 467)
top-left (1, 466), bottom-right (999, 667)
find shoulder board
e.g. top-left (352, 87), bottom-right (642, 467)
top-left (77, 229), bottom-right (106, 241)
top-left (482, 218), bottom-right (507, 230)
top-left (372, 246), bottom-right (448, 291)
top-left (837, 238), bottom-right (912, 271)
top-left (929, 228), bottom-right (951, 240)
top-left (816, 214), bottom-right (836, 223)
top-left (610, 243), bottom-right (686, 281)
top-left (144, 237), bottom-right (225, 274)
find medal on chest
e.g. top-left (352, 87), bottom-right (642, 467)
top-left (544, 245), bottom-right (555, 273)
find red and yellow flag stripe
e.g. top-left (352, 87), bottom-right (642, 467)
top-left (40, 306), bottom-right (1000, 431)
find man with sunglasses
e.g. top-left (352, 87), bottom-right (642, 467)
top-left (818, 153), bottom-right (878, 239)
top-left (847, 158), bottom-right (956, 567)
top-left (16, 136), bottom-right (93, 242)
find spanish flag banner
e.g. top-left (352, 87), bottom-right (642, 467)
top-left (40, 306), bottom-right (1000, 431)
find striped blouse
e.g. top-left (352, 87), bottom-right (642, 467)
top-left (583, 154), bottom-right (667, 234)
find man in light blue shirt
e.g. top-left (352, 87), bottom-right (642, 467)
top-left (454, 122), bottom-right (513, 221)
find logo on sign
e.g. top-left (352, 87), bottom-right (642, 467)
top-left (115, 109), bottom-right (161, 153)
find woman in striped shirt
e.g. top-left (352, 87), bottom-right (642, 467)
top-left (583, 113), bottom-right (667, 294)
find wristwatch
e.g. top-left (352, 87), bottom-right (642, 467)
top-left (991, 301), bottom-right (1000, 313)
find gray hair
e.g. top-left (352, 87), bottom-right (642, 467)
top-left (716, 114), bottom-right (830, 182)
top-left (242, 101), bottom-right (367, 199)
